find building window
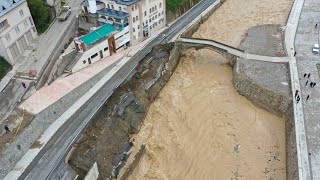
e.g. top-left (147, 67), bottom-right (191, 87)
top-left (138, 25), bottom-right (140, 29)
top-left (24, 20), bottom-right (28, 27)
top-left (5, 33), bottom-right (11, 41)
top-left (155, 6), bottom-right (157, 10)
top-left (142, 22), bottom-right (144, 26)
top-left (111, 5), bottom-right (114, 9)
top-left (136, 16), bottom-right (138, 21)
top-left (159, 13), bottom-right (160, 16)
top-left (149, 18), bottom-right (151, 23)
top-left (149, 8), bottom-right (151, 13)
top-left (152, 16), bottom-right (154, 20)
top-left (19, 10), bottom-right (24, 16)
top-left (29, 17), bottom-right (34, 25)
top-left (107, 4), bottom-right (110, 9)
top-left (83, 60), bottom-right (86, 64)
top-left (132, 6), bottom-right (134, 11)
top-left (155, 15), bottom-right (157, 18)
top-left (119, 7), bottom-right (122, 11)
top-left (160, 3), bottom-right (162, 8)
top-left (133, 28), bottom-right (135, 32)
top-left (144, 11), bottom-right (146, 16)
top-left (104, 47), bottom-right (108, 51)
top-left (133, 17), bottom-right (135, 22)
top-left (0, 19), bottom-right (8, 29)
top-left (162, 11), bottom-right (164, 15)
top-left (152, 7), bottom-right (154, 12)
top-left (145, 20), bottom-right (148, 24)
top-left (15, 26), bottom-right (20, 34)
top-left (91, 53), bottom-right (98, 59)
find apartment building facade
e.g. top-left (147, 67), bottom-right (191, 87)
top-left (82, 0), bottom-right (166, 46)
top-left (0, 0), bottom-right (37, 65)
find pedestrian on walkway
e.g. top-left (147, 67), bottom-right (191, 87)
top-left (21, 82), bottom-right (26, 89)
top-left (307, 95), bottom-right (310, 101)
top-left (316, 23), bottom-right (318, 28)
top-left (310, 82), bottom-right (314, 87)
top-left (308, 73), bottom-right (311, 78)
top-left (294, 51), bottom-right (297, 57)
top-left (297, 96), bottom-right (300, 103)
top-left (313, 82), bottom-right (317, 87)
top-left (306, 80), bottom-right (309, 86)
top-left (4, 125), bottom-right (10, 134)
top-left (304, 73), bottom-right (307, 78)
top-left (295, 90), bottom-right (299, 98)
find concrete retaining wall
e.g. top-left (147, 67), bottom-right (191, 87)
top-left (120, 145), bottom-right (146, 180)
top-left (36, 15), bottom-right (77, 89)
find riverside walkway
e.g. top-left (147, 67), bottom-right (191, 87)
top-left (292, 0), bottom-right (320, 179)
top-left (177, 37), bottom-right (290, 62)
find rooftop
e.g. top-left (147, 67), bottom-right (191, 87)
top-left (83, 0), bottom-right (104, 7)
top-left (79, 24), bottom-right (116, 45)
top-left (0, 0), bottom-right (24, 17)
top-left (97, 8), bottom-right (129, 19)
top-left (115, 0), bottom-right (139, 6)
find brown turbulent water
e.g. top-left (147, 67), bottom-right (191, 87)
top-left (128, 0), bottom-right (293, 179)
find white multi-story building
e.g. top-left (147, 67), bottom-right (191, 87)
top-left (71, 0), bottom-right (165, 73)
top-left (82, 0), bottom-right (166, 45)
top-left (0, 0), bottom-right (37, 65)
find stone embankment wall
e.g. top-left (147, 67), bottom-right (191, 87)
top-left (233, 60), bottom-right (291, 115)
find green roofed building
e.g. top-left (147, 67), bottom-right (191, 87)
top-left (79, 24), bottom-right (116, 46)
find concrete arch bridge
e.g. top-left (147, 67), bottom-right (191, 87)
top-left (176, 37), bottom-right (290, 63)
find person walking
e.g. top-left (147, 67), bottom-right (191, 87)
top-left (295, 90), bottom-right (299, 98)
top-left (310, 82), bottom-right (314, 87)
top-left (316, 23), bottom-right (318, 28)
top-left (297, 96), bottom-right (300, 103)
top-left (294, 52), bottom-right (297, 57)
top-left (4, 125), bottom-right (10, 134)
top-left (306, 80), bottom-right (309, 86)
top-left (308, 73), bottom-right (311, 78)
top-left (21, 82), bottom-right (26, 89)
top-left (304, 73), bottom-right (307, 78)
top-left (307, 95), bottom-right (310, 101)
top-left (313, 82), bottom-right (317, 87)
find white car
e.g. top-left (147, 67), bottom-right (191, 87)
top-left (312, 43), bottom-right (319, 54)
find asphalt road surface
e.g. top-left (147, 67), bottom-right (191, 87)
top-left (19, 0), bottom-right (218, 179)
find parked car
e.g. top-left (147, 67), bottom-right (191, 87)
top-left (312, 43), bottom-right (319, 54)
top-left (58, 6), bottom-right (71, 21)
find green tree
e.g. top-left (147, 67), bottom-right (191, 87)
top-left (0, 56), bottom-right (12, 79)
top-left (27, 0), bottom-right (50, 34)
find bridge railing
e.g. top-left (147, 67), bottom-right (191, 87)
top-left (179, 36), bottom-right (245, 54)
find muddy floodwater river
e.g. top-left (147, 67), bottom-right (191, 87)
top-left (128, 0), bottom-right (293, 179)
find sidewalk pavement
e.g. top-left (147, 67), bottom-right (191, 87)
top-left (19, 50), bottom-right (127, 114)
top-left (0, 0), bottom-right (83, 135)
top-left (295, 0), bottom-right (320, 178)
top-left (284, 0), bottom-right (312, 179)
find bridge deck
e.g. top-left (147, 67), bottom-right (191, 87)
top-left (178, 37), bottom-right (289, 63)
